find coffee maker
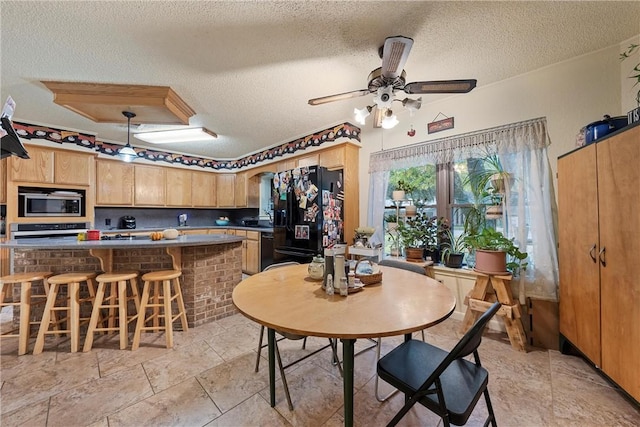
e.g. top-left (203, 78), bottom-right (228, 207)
top-left (119, 216), bottom-right (136, 229)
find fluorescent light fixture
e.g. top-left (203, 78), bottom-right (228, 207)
top-left (381, 110), bottom-right (399, 129)
top-left (134, 127), bottom-right (217, 144)
top-left (354, 106), bottom-right (372, 125)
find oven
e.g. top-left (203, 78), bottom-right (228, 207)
top-left (10, 222), bottom-right (90, 239)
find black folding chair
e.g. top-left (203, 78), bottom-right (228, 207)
top-left (377, 301), bottom-right (501, 426)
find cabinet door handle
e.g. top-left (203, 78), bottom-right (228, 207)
top-left (598, 246), bottom-right (606, 267)
top-left (589, 244), bottom-right (597, 263)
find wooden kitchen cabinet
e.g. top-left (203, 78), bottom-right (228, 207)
top-left (216, 174), bottom-right (235, 207)
top-left (165, 167), bottom-right (192, 206)
top-left (192, 171), bottom-right (216, 207)
top-left (558, 124), bottom-right (640, 402)
top-left (9, 145), bottom-right (54, 183)
top-left (319, 146), bottom-right (345, 169)
top-left (55, 150), bottom-right (93, 186)
top-left (296, 153), bottom-right (319, 167)
top-left (234, 173), bottom-right (247, 207)
top-left (134, 164), bottom-right (165, 206)
top-left (276, 159), bottom-right (296, 172)
top-left (0, 158), bottom-right (6, 203)
top-left (96, 159), bottom-right (134, 205)
top-left (228, 229), bottom-right (260, 274)
top-left (10, 145), bottom-right (93, 186)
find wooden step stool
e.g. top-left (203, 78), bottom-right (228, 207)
top-left (83, 271), bottom-right (141, 351)
top-left (0, 272), bottom-right (53, 355)
top-left (33, 272), bottom-right (98, 354)
top-left (131, 270), bottom-right (188, 350)
top-left (460, 272), bottom-right (528, 352)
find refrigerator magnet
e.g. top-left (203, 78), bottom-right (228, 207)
top-left (295, 225), bottom-right (309, 240)
top-left (306, 184), bottom-right (318, 202)
top-left (299, 194), bottom-right (307, 209)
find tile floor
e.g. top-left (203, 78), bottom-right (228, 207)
top-left (1, 311), bottom-right (638, 426)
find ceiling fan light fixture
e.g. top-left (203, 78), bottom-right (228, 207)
top-left (381, 109), bottom-right (399, 129)
top-left (402, 97), bottom-right (422, 114)
top-left (354, 105), bottom-right (373, 125)
top-left (134, 127), bottom-right (218, 144)
top-left (118, 111), bottom-right (138, 163)
top-left (373, 86), bottom-right (395, 109)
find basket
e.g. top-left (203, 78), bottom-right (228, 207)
top-left (355, 259), bottom-right (383, 285)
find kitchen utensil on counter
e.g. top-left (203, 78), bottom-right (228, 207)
top-left (119, 216), bottom-right (136, 229)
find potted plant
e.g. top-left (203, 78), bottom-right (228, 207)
top-left (392, 179), bottom-right (415, 202)
top-left (423, 216), bottom-right (448, 263)
top-left (396, 211), bottom-right (430, 261)
top-left (440, 229), bottom-right (468, 268)
top-left (463, 227), bottom-right (528, 275)
top-left (384, 213), bottom-right (398, 231)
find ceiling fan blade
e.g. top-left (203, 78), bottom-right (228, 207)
top-left (381, 36), bottom-right (413, 80)
top-left (403, 79), bottom-right (477, 94)
top-left (308, 89), bottom-right (371, 106)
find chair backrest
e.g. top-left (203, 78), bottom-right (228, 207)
top-left (378, 259), bottom-right (426, 275)
top-left (263, 261), bottom-right (300, 271)
top-left (417, 301), bottom-right (501, 396)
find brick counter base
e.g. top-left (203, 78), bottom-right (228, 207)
top-left (11, 241), bottom-right (242, 328)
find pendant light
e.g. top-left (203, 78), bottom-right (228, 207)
top-left (118, 111), bottom-right (138, 162)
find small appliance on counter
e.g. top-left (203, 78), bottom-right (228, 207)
top-left (178, 214), bottom-right (188, 227)
top-left (119, 216), bottom-right (136, 229)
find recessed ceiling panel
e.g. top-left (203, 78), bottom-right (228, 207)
top-left (41, 81), bottom-right (195, 125)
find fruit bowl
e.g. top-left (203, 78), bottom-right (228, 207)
top-left (215, 219), bottom-right (229, 226)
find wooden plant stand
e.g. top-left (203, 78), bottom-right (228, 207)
top-left (460, 272), bottom-right (528, 352)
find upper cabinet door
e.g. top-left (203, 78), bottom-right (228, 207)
top-left (319, 146), bottom-right (345, 169)
top-left (10, 145), bottom-right (54, 183)
top-left (96, 160), bottom-right (134, 205)
top-left (216, 174), bottom-right (235, 207)
top-left (55, 150), bottom-right (93, 186)
top-left (134, 164), bottom-right (165, 206)
top-left (192, 171), bottom-right (216, 207)
top-left (165, 168), bottom-right (192, 207)
top-left (235, 173), bottom-right (247, 207)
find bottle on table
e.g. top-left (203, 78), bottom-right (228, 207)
top-left (339, 276), bottom-right (348, 296)
top-left (326, 274), bottom-right (334, 296)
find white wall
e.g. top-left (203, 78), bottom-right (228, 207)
top-left (357, 42), bottom-right (628, 226)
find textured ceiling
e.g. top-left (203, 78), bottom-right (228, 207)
top-left (2, 1), bottom-right (639, 160)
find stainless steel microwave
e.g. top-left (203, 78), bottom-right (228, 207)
top-left (18, 191), bottom-right (83, 217)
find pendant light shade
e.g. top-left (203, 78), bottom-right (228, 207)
top-left (119, 111), bottom-right (138, 162)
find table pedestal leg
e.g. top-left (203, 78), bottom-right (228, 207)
top-left (268, 328), bottom-right (276, 407)
top-left (341, 338), bottom-right (355, 427)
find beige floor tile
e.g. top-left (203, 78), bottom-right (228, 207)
top-left (93, 334), bottom-right (172, 377)
top-left (205, 323), bottom-right (262, 361)
top-left (259, 361), bottom-right (344, 426)
top-left (551, 366), bottom-right (640, 426)
top-left (108, 377), bottom-right (221, 426)
top-left (0, 351), bottom-right (100, 415)
top-left (198, 352), bottom-right (270, 413)
top-left (204, 393), bottom-right (291, 427)
top-left (0, 398), bottom-right (49, 427)
top-left (47, 364), bottom-right (154, 426)
top-left (142, 339), bottom-right (224, 393)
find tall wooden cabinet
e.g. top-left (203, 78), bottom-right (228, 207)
top-left (558, 124), bottom-right (640, 402)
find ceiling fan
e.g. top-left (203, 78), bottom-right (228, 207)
top-left (308, 36), bottom-right (477, 128)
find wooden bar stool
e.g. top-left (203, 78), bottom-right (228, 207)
top-left (33, 272), bottom-right (98, 354)
top-left (131, 270), bottom-right (188, 350)
top-left (83, 271), bottom-right (140, 351)
top-left (0, 272), bottom-right (53, 355)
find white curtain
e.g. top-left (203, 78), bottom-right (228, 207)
top-left (367, 117), bottom-right (560, 301)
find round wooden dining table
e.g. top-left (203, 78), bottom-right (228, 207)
top-left (232, 263), bottom-right (456, 427)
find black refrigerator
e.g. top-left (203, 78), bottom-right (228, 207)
top-left (272, 165), bottom-right (344, 263)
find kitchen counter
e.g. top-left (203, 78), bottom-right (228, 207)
top-left (98, 225), bottom-right (274, 234)
top-left (8, 234), bottom-right (244, 327)
top-left (3, 233), bottom-right (244, 250)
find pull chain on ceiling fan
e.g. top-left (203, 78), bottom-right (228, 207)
top-left (308, 36), bottom-right (477, 128)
